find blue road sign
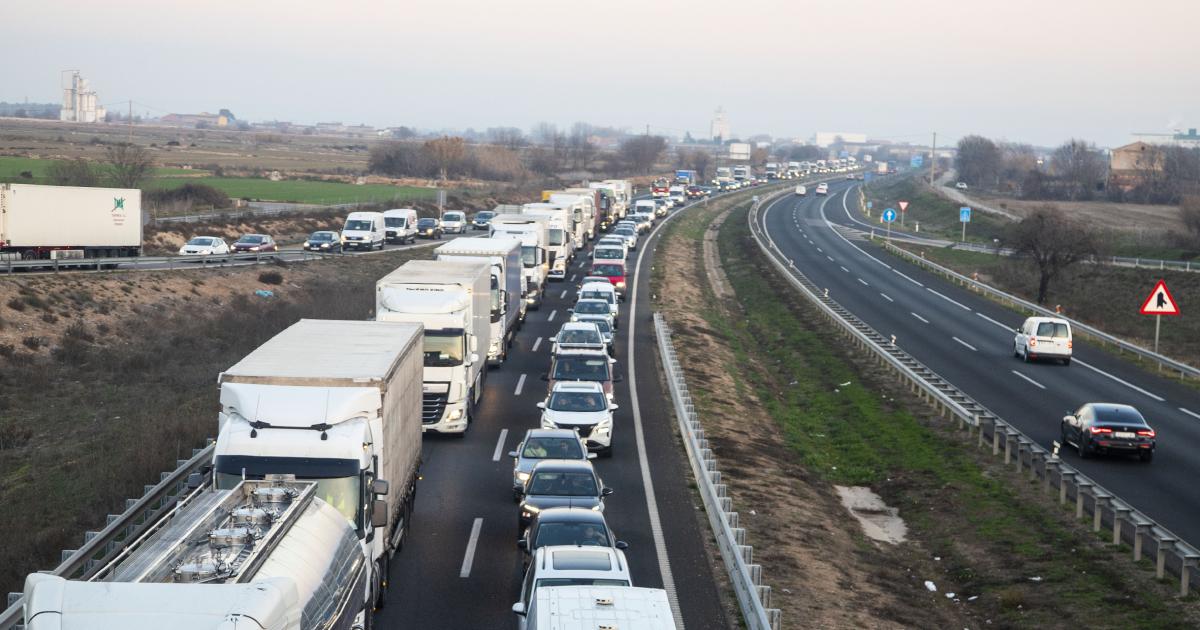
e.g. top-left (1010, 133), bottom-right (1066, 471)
top-left (960, 207), bottom-right (971, 223)
top-left (882, 208), bottom-right (897, 223)
top-left (866, 200), bottom-right (874, 209)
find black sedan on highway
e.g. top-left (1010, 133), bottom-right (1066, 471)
top-left (302, 230), bottom-right (342, 253)
top-left (518, 507), bottom-right (626, 567)
top-left (518, 459), bottom-right (611, 530)
top-left (1060, 403), bottom-right (1156, 462)
top-left (416, 217), bottom-right (443, 239)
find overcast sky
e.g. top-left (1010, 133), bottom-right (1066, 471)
top-left (3, 0), bottom-right (1196, 147)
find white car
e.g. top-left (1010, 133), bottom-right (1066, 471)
top-left (815, 183), bottom-right (829, 195)
top-left (1014, 316), bottom-right (1073, 365)
top-left (538, 381), bottom-right (617, 456)
top-left (955, 182), bottom-right (969, 190)
top-left (612, 226), bottom-right (638, 250)
top-left (629, 213), bottom-right (654, 233)
top-left (579, 282), bottom-right (620, 323)
top-left (441, 210), bottom-right (467, 234)
top-left (552, 322), bottom-right (607, 353)
top-left (795, 185), bottom-right (807, 196)
top-left (178, 236), bottom-right (229, 257)
top-left (569, 299), bottom-right (616, 332)
top-left (513, 545), bottom-right (632, 627)
top-left (593, 244), bottom-right (626, 262)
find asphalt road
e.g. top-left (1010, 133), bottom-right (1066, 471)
top-left (759, 181), bottom-right (1200, 545)
top-left (380, 197), bottom-right (735, 628)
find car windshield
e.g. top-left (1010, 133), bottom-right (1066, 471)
top-left (614, 228), bottom-right (634, 237)
top-left (385, 216), bottom-right (407, 228)
top-left (559, 328), bottom-right (601, 345)
top-left (309, 232), bottom-right (334, 241)
top-left (1036, 322), bottom-right (1070, 338)
top-left (594, 248), bottom-right (623, 259)
top-left (423, 332), bottom-right (464, 367)
top-left (474, 212), bottom-right (495, 222)
top-left (573, 301), bottom-right (610, 315)
top-left (344, 219), bottom-right (373, 231)
top-left (444, 212), bottom-right (464, 221)
top-left (528, 471), bottom-right (598, 497)
top-left (580, 318), bottom-right (611, 335)
top-left (521, 437), bottom-right (584, 460)
top-left (237, 235), bottom-right (264, 244)
top-left (417, 218), bottom-right (438, 228)
top-left (548, 391), bottom-right (606, 412)
top-left (581, 290), bottom-right (613, 303)
top-left (534, 522), bottom-right (611, 548)
top-left (186, 237), bottom-right (214, 246)
top-left (552, 356), bottom-right (610, 381)
top-left (590, 265), bottom-right (623, 277)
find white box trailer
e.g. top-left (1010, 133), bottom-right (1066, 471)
top-left (524, 586), bottom-right (677, 630)
top-left (0, 183), bottom-right (142, 259)
top-left (435, 236), bottom-right (525, 366)
top-left (376, 260), bottom-right (491, 434)
top-left (25, 479), bottom-right (369, 630)
top-left (521, 203), bottom-right (574, 281)
top-left (490, 213), bottom-right (550, 309)
top-left (214, 320), bottom-right (423, 613)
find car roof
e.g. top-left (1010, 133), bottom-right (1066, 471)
top-left (1026, 316), bottom-right (1070, 325)
top-left (574, 299), bottom-right (611, 306)
top-left (553, 347), bottom-right (610, 357)
top-left (535, 546), bottom-right (627, 576)
top-left (580, 282), bottom-right (615, 291)
top-left (524, 428), bottom-right (586, 441)
top-left (533, 507), bottom-right (608, 525)
top-left (531, 459), bottom-right (598, 473)
top-left (551, 380), bottom-right (605, 393)
top-left (559, 321), bottom-right (601, 332)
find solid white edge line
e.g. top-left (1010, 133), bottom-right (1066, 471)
top-left (927, 287), bottom-right (973, 311)
top-left (459, 517), bottom-right (483, 578)
top-left (1073, 359), bottom-right (1166, 402)
top-left (628, 202), bottom-right (685, 628)
top-left (911, 312), bottom-right (930, 324)
top-left (548, 309), bottom-right (558, 322)
top-left (492, 428), bottom-right (509, 462)
top-left (880, 292), bottom-right (894, 302)
top-left (513, 373), bottom-right (526, 397)
top-left (1180, 408), bottom-right (1200, 420)
top-left (1010, 370), bottom-right (1046, 390)
top-left (952, 336), bottom-right (978, 352)
top-left (820, 187), bottom-right (891, 269)
top-left (531, 337), bottom-right (543, 352)
top-left (976, 312), bottom-right (1012, 331)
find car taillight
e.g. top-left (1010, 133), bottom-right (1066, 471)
top-left (1067, 340), bottom-right (1073, 349)
top-left (1090, 426), bottom-right (1112, 435)
top-left (1137, 429), bottom-right (1156, 438)
top-left (1029, 338), bottom-right (1037, 347)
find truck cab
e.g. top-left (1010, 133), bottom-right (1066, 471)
top-left (489, 213), bottom-right (550, 310)
top-left (521, 203), bottom-right (575, 281)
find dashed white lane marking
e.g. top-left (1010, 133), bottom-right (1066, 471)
top-left (826, 255), bottom-right (834, 262)
top-left (976, 312), bottom-right (1012, 331)
top-left (514, 373), bottom-right (527, 396)
top-left (880, 293), bottom-right (894, 302)
top-left (1180, 408), bottom-right (1200, 420)
top-left (548, 309), bottom-right (558, 322)
top-left (893, 269), bottom-right (924, 287)
top-left (560, 289), bottom-right (568, 299)
top-left (817, 247), bottom-right (824, 253)
top-left (857, 278), bottom-right (869, 286)
top-left (459, 518), bottom-right (484, 578)
top-left (1074, 359), bottom-right (1165, 402)
top-left (531, 337), bottom-right (543, 352)
top-left (1011, 370), bottom-right (1046, 390)
top-left (570, 274), bottom-right (577, 282)
top-left (492, 429), bottom-right (509, 462)
top-left (911, 312), bottom-right (930, 324)
top-left (926, 288), bottom-right (972, 311)
top-left (840, 265), bottom-right (850, 273)
top-left (953, 336), bottom-right (978, 352)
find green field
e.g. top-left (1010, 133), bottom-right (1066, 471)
top-left (147, 177), bottom-right (436, 205)
top-left (0, 156), bottom-right (203, 183)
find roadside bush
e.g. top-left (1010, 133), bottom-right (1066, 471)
top-left (258, 271), bottom-right (283, 285)
top-left (6, 298), bottom-right (25, 312)
top-left (0, 422), bottom-right (32, 450)
top-left (21, 336), bottom-right (45, 351)
top-left (145, 183), bottom-right (231, 212)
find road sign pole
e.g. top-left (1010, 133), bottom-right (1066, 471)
top-left (962, 221), bottom-right (966, 242)
top-left (1155, 314), bottom-right (1161, 355)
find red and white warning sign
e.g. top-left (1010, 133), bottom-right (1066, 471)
top-left (1139, 280), bottom-right (1180, 316)
top-left (898, 200), bottom-right (909, 212)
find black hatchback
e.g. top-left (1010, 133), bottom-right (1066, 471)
top-left (518, 507), bottom-right (627, 567)
top-left (1061, 403), bottom-right (1156, 462)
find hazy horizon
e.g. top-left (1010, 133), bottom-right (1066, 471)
top-left (3, 0), bottom-right (1197, 148)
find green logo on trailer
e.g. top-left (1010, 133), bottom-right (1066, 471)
top-left (113, 198), bottom-right (125, 211)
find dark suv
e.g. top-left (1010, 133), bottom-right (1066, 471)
top-left (1060, 403), bottom-right (1156, 462)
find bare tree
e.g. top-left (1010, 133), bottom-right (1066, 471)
top-left (690, 150), bottom-right (711, 181)
top-left (1181, 195), bottom-right (1200, 246)
top-left (1051, 139), bottom-right (1106, 200)
top-left (423, 136), bottom-right (467, 181)
top-left (1006, 206), bottom-right (1101, 303)
top-left (47, 158), bottom-right (100, 187)
top-left (619, 136), bottom-right (667, 174)
top-left (955, 135), bottom-right (1002, 187)
top-left (568, 123), bottom-right (596, 170)
top-left (486, 127), bottom-right (525, 150)
top-left (749, 146), bottom-right (769, 168)
top-left (105, 144), bottom-right (155, 189)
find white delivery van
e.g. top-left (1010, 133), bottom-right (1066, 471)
top-left (795, 185), bottom-right (807, 196)
top-left (342, 211), bottom-right (385, 251)
top-left (1013, 316), bottom-right (1073, 365)
top-left (383, 208), bottom-right (419, 244)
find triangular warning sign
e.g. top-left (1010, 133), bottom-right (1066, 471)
top-left (1140, 280), bottom-right (1180, 316)
top-left (898, 201), bottom-right (909, 212)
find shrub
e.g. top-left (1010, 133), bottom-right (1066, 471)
top-left (0, 422), bottom-right (32, 450)
top-left (258, 271), bottom-right (284, 285)
top-left (21, 336), bottom-right (45, 351)
top-left (6, 298), bottom-right (25, 312)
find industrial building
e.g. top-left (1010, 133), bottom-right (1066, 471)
top-left (59, 71), bottom-right (105, 123)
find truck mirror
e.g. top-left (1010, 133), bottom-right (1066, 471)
top-left (186, 472), bottom-right (204, 489)
top-left (371, 479), bottom-right (390, 496)
top-left (469, 335), bottom-right (478, 353)
top-left (469, 353), bottom-right (480, 365)
top-left (517, 538), bottom-right (528, 550)
top-left (601, 487), bottom-right (614, 497)
top-left (512, 603), bottom-right (526, 616)
top-left (615, 541), bottom-right (629, 550)
top-left (371, 499), bottom-right (388, 528)
top-left (536, 402), bottom-right (546, 409)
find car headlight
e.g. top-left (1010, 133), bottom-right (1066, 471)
top-left (615, 281), bottom-right (626, 289)
top-left (521, 504), bottom-right (540, 515)
top-left (516, 472), bottom-right (531, 482)
top-left (249, 246), bottom-right (260, 251)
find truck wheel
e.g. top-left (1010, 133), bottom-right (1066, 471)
top-left (375, 557), bottom-right (390, 609)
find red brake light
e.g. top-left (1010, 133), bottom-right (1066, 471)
top-left (1067, 340), bottom-right (1073, 349)
top-left (1029, 338), bottom-right (1037, 347)
top-left (1090, 426), bottom-right (1112, 435)
top-left (1137, 429), bottom-right (1156, 438)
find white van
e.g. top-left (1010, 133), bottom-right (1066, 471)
top-left (579, 281), bottom-right (620, 323)
top-left (795, 185), bottom-right (807, 196)
top-left (442, 210), bottom-right (467, 234)
top-left (383, 208), bottom-right (418, 244)
top-left (815, 183), bottom-right (829, 195)
top-left (342, 211), bottom-right (385, 251)
top-left (1014, 316), bottom-right (1073, 365)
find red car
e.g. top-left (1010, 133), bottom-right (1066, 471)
top-left (590, 261), bottom-right (627, 298)
top-left (231, 234), bottom-right (278, 254)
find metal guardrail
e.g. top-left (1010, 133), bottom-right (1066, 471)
top-left (1, 444), bottom-right (215, 630)
top-left (0, 250), bottom-right (327, 274)
top-left (747, 191), bottom-right (1200, 602)
top-left (654, 313), bottom-right (781, 630)
top-left (880, 241), bottom-right (1200, 379)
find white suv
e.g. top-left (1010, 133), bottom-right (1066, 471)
top-left (538, 381), bottom-right (617, 457)
top-left (1014, 316), bottom-right (1073, 365)
top-left (512, 546), bottom-right (633, 628)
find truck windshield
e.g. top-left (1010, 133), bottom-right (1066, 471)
top-left (214, 456), bottom-right (362, 525)
top-left (424, 331), bottom-right (465, 367)
top-left (344, 220), bottom-right (374, 231)
top-left (385, 217), bottom-right (407, 228)
top-left (520, 246), bottom-right (538, 267)
top-left (548, 229), bottom-right (565, 247)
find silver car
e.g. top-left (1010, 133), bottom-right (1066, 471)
top-left (508, 429), bottom-right (594, 501)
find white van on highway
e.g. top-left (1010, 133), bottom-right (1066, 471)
top-left (795, 185), bottom-right (807, 196)
top-left (341, 211), bottom-right (385, 250)
top-left (1014, 316), bottom-right (1073, 365)
top-left (383, 208), bottom-right (419, 244)
top-left (815, 183), bottom-right (829, 195)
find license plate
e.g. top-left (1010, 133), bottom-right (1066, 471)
top-left (1114, 431), bottom-right (1136, 439)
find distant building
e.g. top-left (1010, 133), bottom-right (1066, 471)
top-left (160, 112), bottom-right (225, 128)
top-left (1108, 141), bottom-right (1163, 190)
top-left (1130, 128), bottom-right (1200, 149)
top-left (710, 107), bottom-right (730, 143)
top-left (813, 131), bottom-right (868, 148)
top-left (60, 71), bottom-right (105, 123)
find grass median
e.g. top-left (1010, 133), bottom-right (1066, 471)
top-left (651, 197), bottom-right (1200, 628)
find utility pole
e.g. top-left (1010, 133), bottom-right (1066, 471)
top-left (128, 100), bottom-right (133, 143)
top-left (929, 132), bottom-right (936, 184)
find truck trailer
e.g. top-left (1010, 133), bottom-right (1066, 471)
top-left (518, 586), bottom-right (678, 630)
top-left (376, 260), bottom-right (491, 434)
top-left (0, 183), bottom-right (142, 259)
top-left (214, 319), bottom-right (424, 619)
top-left (435, 237), bottom-right (525, 366)
top-left (521, 203), bottom-right (575, 281)
top-left (489, 213), bottom-right (550, 309)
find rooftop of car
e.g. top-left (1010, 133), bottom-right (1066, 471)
top-left (551, 380), bottom-right (606, 393)
top-left (530, 459), bottom-right (598, 473)
top-left (550, 548), bottom-right (618, 572)
top-left (524, 428), bottom-right (588, 441)
top-left (559, 321), bottom-right (602, 332)
top-left (580, 282), bottom-right (615, 291)
top-left (533, 507), bottom-right (608, 524)
top-left (553, 347), bottom-right (612, 357)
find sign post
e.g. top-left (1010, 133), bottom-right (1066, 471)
top-left (898, 200), bottom-right (909, 227)
top-left (866, 200), bottom-right (873, 217)
top-left (1138, 280), bottom-right (1180, 354)
top-left (882, 207), bottom-right (897, 241)
top-left (960, 206), bottom-right (971, 242)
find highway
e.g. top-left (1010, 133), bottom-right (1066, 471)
top-left (379, 200), bottom-right (732, 628)
top-left (757, 181), bottom-right (1200, 546)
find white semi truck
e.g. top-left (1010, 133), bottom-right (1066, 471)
top-left (542, 194), bottom-right (590, 250)
top-left (23, 479), bottom-right (371, 630)
top-left (551, 189), bottom-right (600, 242)
top-left (521, 203), bottom-right (575, 281)
top-left (489, 213), bottom-right (549, 310)
top-left (594, 179), bottom-right (631, 220)
top-left (376, 260), bottom-right (491, 434)
top-left (0, 183), bottom-right (142, 259)
top-left (520, 586), bottom-right (677, 630)
top-left (213, 319), bottom-right (424, 620)
top-left (435, 237), bottom-right (524, 366)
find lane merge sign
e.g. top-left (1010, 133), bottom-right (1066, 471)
top-left (882, 208), bottom-right (897, 223)
top-left (1140, 280), bottom-right (1180, 316)
top-left (960, 207), bottom-right (971, 223)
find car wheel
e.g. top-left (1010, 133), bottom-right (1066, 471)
top-left (1059, 425), bottom-right (1068, 450)
top-left (1013, 344), bottom-right (1021, 359)
top-left (1022, 346), bottom-right (1031, 363)
top-left (1140, 450), bottom-right (1154, 463)
top-left (1062, 358), bottom-right (1071, 366)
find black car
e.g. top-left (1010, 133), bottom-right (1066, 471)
top-left (1061, 403), bottom-right (1156, 462)
top-left (518, 507), bottom-right (627, 567)
top-left (518, 459), bottom-right (611, 530)
top-left (472, 211), bottom-right (496, 230)
top-left (302, 230), bottom-right (342, 253)
top-left (416, 217), bottom-right (443, 239)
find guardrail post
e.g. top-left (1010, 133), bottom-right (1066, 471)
top-left (1059, 470), bottom-right (1076, 506)
top-left (1133, 521), bottom-right (1152, 562)
top-left (1112, 505), bottom-right (1132, 545)
top-left (1092, 492), bottom-right (1110, 533)
top-left (1075, 481), bottom-right (1093, 520)
top-left (1156, 535), bottom-right (1178, 579)
top-left (1043, 459), bottom-right (1059, 494)
top-left (1181, 553), bottom-right (1199, 596)
top-left (992, 422), bottom-right (1002, 456)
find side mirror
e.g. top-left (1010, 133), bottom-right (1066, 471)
top-left (508, 450), bottom-right (519, 458)
top-left (187, 472), bottom-right (204, 489)
top-left (1063, 415), bottom-right (1075, 424)
top-left (512, 603), bottom-right (526, 616)
top-left (469, 353), bottom-right (480, 365)
top-left (536, 402), bottom-right (546, 409)
top-left (612, 373), bottom-right (624, 383)
top-left (540, 373), bottom-right (549, 381)
top-left (615, 541), bottom-right (629, 550)
top-left (371, 499), bottom-right (388, 528)
top-left (601, 487), bottom-right (614, 497)
top-left (610, 404), bottom-right (619, 411)
top-left (587, 452), bottom-right (598, 460)
top-left (517, 538), bottom-right (528, 550)
top-left (371, 479), bottom-right (390, 496)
